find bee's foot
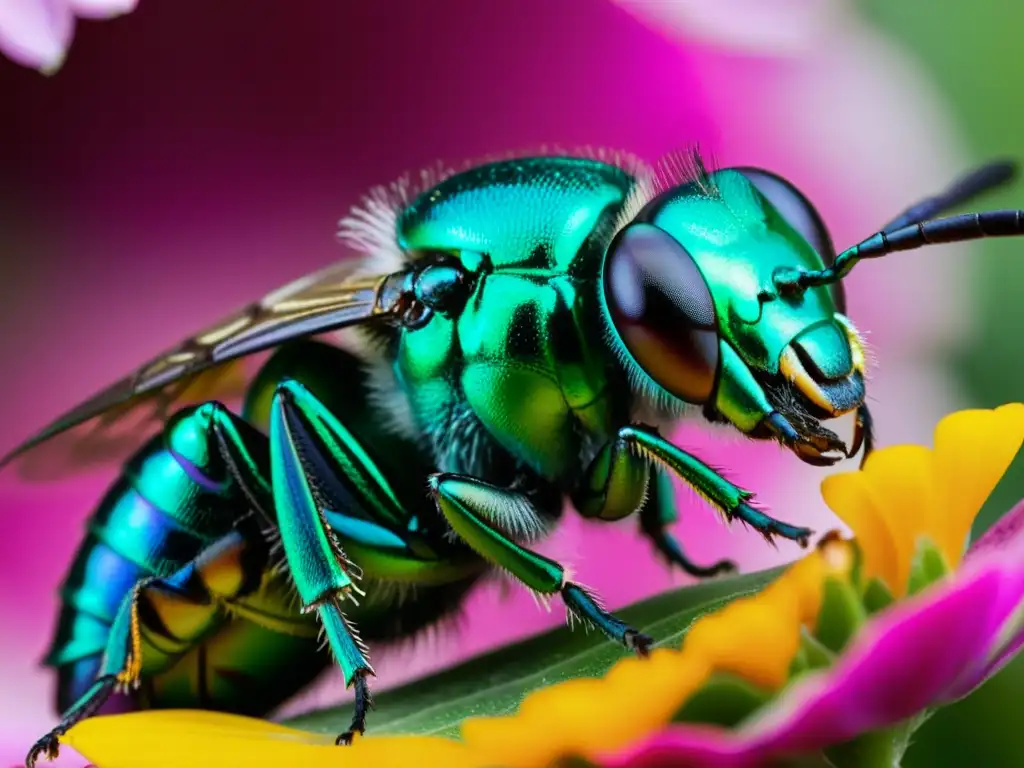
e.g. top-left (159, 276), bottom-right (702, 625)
top-left (25, 731), bottom-right (62, 768)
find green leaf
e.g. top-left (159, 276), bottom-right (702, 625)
top-left (823, 727), bottom-right (900, 768)
top-left (285, 567), bottom-right (782, 738)
top-left (861, 577), bottom-right (896, 615)
top-left (906, 537), bottom-right (950, 597)
top-left (815, 575), bottom-right (868, 654)
top-left (672, 673), bottom-right (770, 728)
top-left (791, 627), bottom-right (836, 676)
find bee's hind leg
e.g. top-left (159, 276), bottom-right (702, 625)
top-left (26, 677), bottom-right (117, 767)
top-left (268, 377), bottom-right (501, 744)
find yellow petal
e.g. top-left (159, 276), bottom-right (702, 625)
top-left (598, 650), bottom-right (712, 748)
top-left (463, 678), bottom-right (606, 768)
top-left (858, 445), bottom-right (938, 595)
top-left (678, 543), bottom-right (848, 692)
top-left (821, 472), bottom-right (900, 590)
top-left (682, 593), bottom-right (800, 691)
top-left (931, 403), bottom-right (1024, 567)
top-left (760, 546), bottom-right (837, 626)
top-left (64, 711), bottom-right (479, 768)
top-left (463, 546), bottom-right (845, 767)
top-left (462, 650), bottom-right (709, 767)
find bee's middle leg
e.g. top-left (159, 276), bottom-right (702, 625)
top-left (429, 472), bottom-right (654, 655)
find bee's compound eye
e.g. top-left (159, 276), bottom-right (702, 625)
top-left (732, 167), bottom-right (846, 312)
top-left (603, 223), bottom-right (720, 404)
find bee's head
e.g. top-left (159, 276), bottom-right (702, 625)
top-left (600, 163), bottom-right (868, 464)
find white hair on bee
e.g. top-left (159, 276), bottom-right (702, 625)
top-left (338, 146), bottom-right (658, 273)
top-left (606, 144), bottom-right (722, 261)
top-left (860, 330), bottom-right (878, 381)
top-left (359, 353), bottom-right (420, 439)
top-left (846, 318), bottom-right (876, 380)
top-left (337, 160), bottom-right (455, 274)
top-left (651, 145), bottom-right (721, 199)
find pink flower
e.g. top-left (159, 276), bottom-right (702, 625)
top-left (605, 404), bottom-right (1024, 767)
top-left (0, 0), bottom-right (137, 72)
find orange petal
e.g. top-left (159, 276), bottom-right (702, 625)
top-left (931, 403), bottom-right (1024, 567)
top-left (462, 678), bottom-right (607, 768)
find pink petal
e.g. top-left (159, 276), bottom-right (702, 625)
top-left (748, 569), bottom-right (1018, 748)
top-left (67, 0), bottom-right (137, 18)
top-left (604, 568), bottom-right (1020, 767)
top-left (0, 0), bottom-right (73, 71)
top-left (614, 0), bottom-right (841, 55)
top-left (981, 622), bottom-right (1024, 689)
top-left (964, 497), bottom-right (1024, 567)
top-left (945, 500), bottom-right (1024, 695)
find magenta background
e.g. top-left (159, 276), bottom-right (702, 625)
top-left (0, 1), bottom-right (967, 764)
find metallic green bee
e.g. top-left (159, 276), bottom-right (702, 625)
top-left (9, 149), bottom-right (1020, 767)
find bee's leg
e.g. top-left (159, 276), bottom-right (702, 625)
top-left (269, 377), bottom-right (486, 742)
top-left (641, 472), bottom-right (738, 577)
top-left (28, 401), bottom-right (294, 768)
top-left (268, 380), bottom-right (382, 745)
top-left (582, 425), bottom-right (811, 548)
top-left (26, 529), bottom-right (287, 768)
top-left (571, 433), bottom-right (737, 577)
top-left (429, 473), bottom-right (653, 655)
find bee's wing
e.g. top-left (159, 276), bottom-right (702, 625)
top-left (3, 257), bottom-right (397, 480)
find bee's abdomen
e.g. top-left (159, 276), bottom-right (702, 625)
top-left (44, 408), bottom-right (244, 710)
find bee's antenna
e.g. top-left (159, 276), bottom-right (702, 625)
top-left (774, 159), bottom-right (1021, 294)
top-left (881, 159), bottom-right (1017, 232)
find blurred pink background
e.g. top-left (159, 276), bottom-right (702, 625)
top-left (0, 1), bottom-right (975, 764)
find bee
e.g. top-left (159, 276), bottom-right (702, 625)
top-left (10, 148), bottom-right (1018, 766)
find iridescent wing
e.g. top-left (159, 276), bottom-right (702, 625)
top-left (2, 258), bottom-right (400, 480)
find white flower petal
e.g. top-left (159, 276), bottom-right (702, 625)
top-left (68, 0), bottom-right (137, 19)
top-left (0, 0), bottom-right (74, 72)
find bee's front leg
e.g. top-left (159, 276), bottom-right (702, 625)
top-left (571, 428), bottom-right (737, 578)
top-left (580, 425), bottom-right (812, 548)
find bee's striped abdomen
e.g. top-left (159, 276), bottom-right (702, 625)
top-left (44, 406), bottom-right (247, 710)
